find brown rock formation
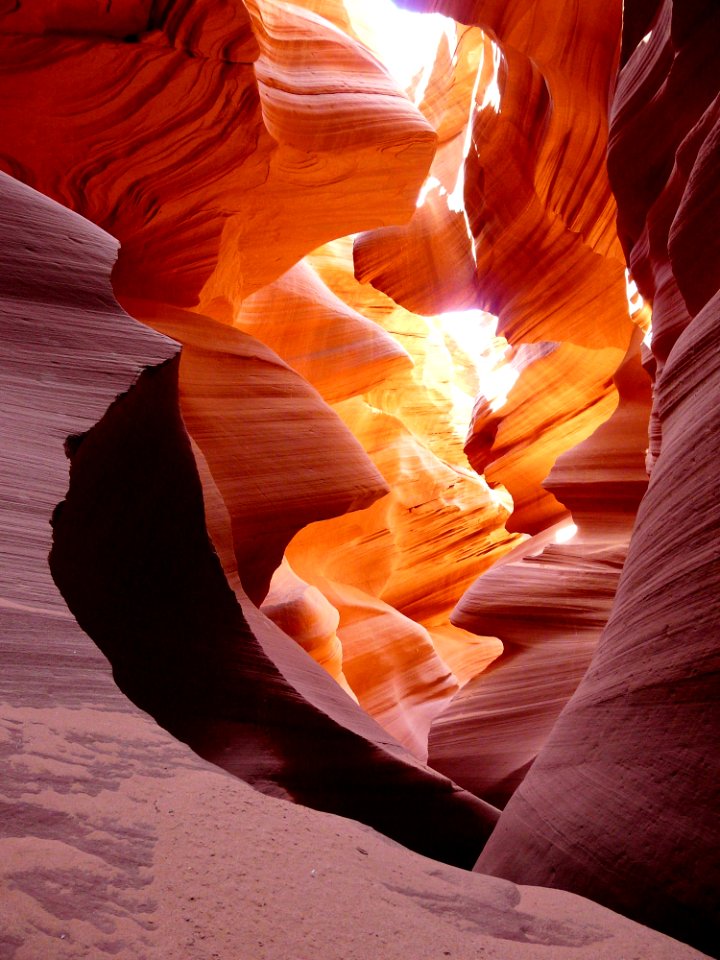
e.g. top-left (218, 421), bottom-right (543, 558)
top-left (476, 4), bottom-right (720, 954)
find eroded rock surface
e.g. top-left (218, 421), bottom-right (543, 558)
top-left (0, 173), bottom-right (498, 879)
top-left (428, 338), bottom-right (652, 806)
top-left (1, 0), bottom-right (718, 956)
top-left (476, 5), bottom-right (720, 954)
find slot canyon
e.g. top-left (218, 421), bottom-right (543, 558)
top-left (1, 0), bottom-right (718, 957)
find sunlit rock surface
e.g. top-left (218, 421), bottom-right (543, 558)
top-left (476, 4), bottom-right (720, 955)
top-left (465, 342), bottom-right (621, 532)
top-left (122, 296), bottom-right (389, 606)
top-left (360, 0), bottom-right (635, 535)
top-left (260, 558), bottom-right (355, 697)
top-left (429, 337), bottom-right (652, 806)
top-left (2, 173), bottom-right (502, 878)
top-left (0, 0), bottom-right (517, 752)
top-left (0, 0), bottom-right (436, 311)
top-left (234, 260), bottom-right (412, 403)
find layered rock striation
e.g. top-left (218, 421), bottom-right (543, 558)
top-left (476, 3), bottom-right (720, 954)
top-left (1, 173), bottom-right (502, 874)
top-left (1, 0), bottom-right (718, 957)
top-left (2, 144), bottom-right (706, 960)
top-left (428, 338), bottom-right (652, 806)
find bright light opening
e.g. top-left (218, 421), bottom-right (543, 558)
top-left (343, 0), bottom-right (454, 93)
top-left (416, 175), bottom-right (447, 208)
top-left (447, 40), bottom-right (488, 215)
top-left (434, 310), bottom-right (519, 435)
top-left (478, 41), bottom-right (502, 113)
top-left (446, 39), bottom-right (501, 258)
top-left (625, 268), bottom-right (644, 317)
top-left (555, 523), bottom-right (578, 544)
top-left (345, 1), bottom-right (501, 266)
top-left (641, 31), bottom-right (652, 44)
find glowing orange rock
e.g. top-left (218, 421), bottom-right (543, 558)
top-left (297, 235), bottom-right (518, 709)
top-left (353, 25), bottom-right (493, 316)
top-left (466, 342), bottom-right (622, 532)
top-left (353, 0), bottom-right (635, 539)
top-left (0, 0), bottom-right (435, 315)
top-left (543, 335), bottom-right (653, 534)
top-left (360, 0), bottom-right (631, 342)
top-left (201, 0), bottom-right (437, 313)
top-left (287, 392), bottom-right (515, 753)
top-left (123, 297), bottom-right (388, 605)
top-left (260, 558), bottom-right (356, 698)
top-left (307, 577), bottom-right (459, 760)
top-left (234, 260), bottom-right (411, 403)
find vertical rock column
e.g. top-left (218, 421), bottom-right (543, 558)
top-left (475, 3), bottom-right (720, 954)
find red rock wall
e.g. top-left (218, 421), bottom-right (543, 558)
top-left (475, 3), bottom-right (720, 954)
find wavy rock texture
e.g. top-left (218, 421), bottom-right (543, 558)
top-left (358, 0), bottom-right (635, 535)
top-left (23, 174), bottom-right (506, 872)
top-left (2, 0), bottom-right (718, 957)
top-left (260, 558), bottom-right (355, 697)
top-left (0, 0), bottom-right (471, 759)
top-left (266, 235), bottom-right (519, 749)
top-left (429, 338), bottom-right (652, 807)
top-left (0, 0), bottom-right (435, 312)
top-left (476, 4), bottom-right (720, 955)
top-left (234, 260), bottom-right (412, 404)
top-left (465, 342), bottom-right (621, 532)
top-left (3, 172), bottom-right (507, 881)
top-left (285, 389), bottom-right (514, 756)
top-left (122, 297), bottom-right (389, 606)
top-left (2, 132), bottom-right (707, 960)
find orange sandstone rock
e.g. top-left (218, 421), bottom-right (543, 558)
top-left (0, 0), bottom-right (435, 315)
top-left (0, 172), bottom-right (499, 874)
top-left (234, 260), bottom-right (412, 404)
top-left (260, 558), bottom-right (356, 699)
top-left (287, 394), bottom-right (516, 752)
top-left (467, 342), bottom-right (622, 533)
top-left (354, 0), bottom-right (636, 538)
top-left (6, 175), bottom-right (705, 960)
